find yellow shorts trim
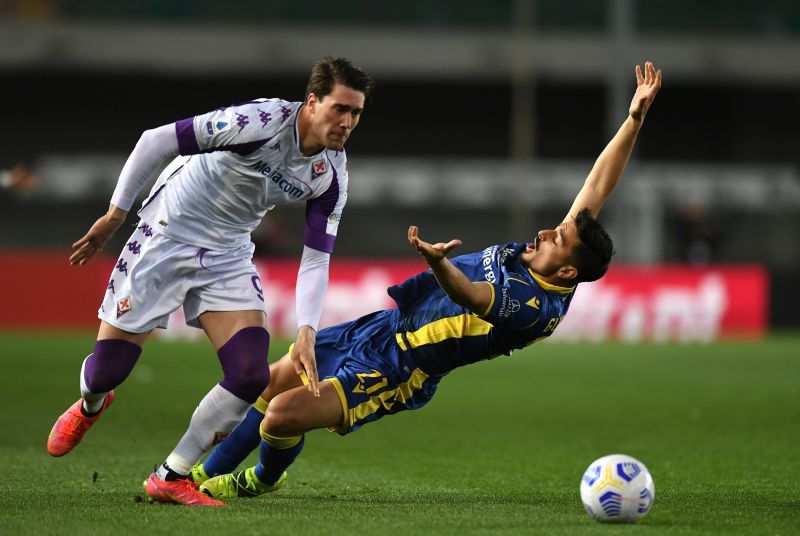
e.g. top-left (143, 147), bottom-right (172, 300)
top-left (326, 377), bottom-right (351, 434)
top-left (297, 370), bottom-right (350, 434)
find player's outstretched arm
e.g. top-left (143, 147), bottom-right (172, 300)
top-left (70, 124), bottom-right (180, 266)
top-left (408, 226), bottom-right (492, 314)
top-left (563, 61), bottom-right (662, 222)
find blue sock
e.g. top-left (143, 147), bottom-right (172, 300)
top-left (254, 429), bottom-right (305, 485)
top-left (202, 404), bottom-right (264, 477)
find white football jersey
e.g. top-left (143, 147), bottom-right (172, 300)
top-left (138, 98), bottom-right (348, 253)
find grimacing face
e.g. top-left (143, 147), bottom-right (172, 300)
top-left (522, 220), bottom-right (580, 282)
top-left (307, 83), bottom-right (365, 150)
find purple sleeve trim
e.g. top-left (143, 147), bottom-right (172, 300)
top-left (303, 229), bottom-right (336, 253)
top-left (175, 118), bottom-right (199, 155)
top-left (303, 164), bottom-right (340, 254)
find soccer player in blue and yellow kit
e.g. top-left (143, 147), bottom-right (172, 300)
top-left (194, 61), bottom-right (663, 501)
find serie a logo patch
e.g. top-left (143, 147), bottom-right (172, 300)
top-left (206, 119), bottom-right (231, 135)
top-left (116, 296), bottom-right (132, 318)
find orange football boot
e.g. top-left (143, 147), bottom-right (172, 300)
top-left (47, 390), bottom-right (115, 457)
top-left (144, 471), bottom-right (224, 507)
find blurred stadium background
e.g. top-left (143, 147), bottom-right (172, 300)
top-left (2, 2), bottom-right (799, 533)
top-left (1, 0), bottom-right (798, 339)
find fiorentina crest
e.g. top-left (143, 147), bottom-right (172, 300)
top-left (116, 296), bottom-right (132, 318)
top-left (311, 158), bottom-right (327, 180)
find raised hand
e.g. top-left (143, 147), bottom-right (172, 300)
top-left (408, 226), bottom-right (462, 265)
top-left (629, 61), bottom-right (662, 121)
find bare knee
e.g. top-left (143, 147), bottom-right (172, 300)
top-left (263, 395), bottom-right (301, 437)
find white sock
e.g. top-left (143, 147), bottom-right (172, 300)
top-left (163, 384), bottom-right (250, 475)
top-left (79, 356), bottom-right (108, 414)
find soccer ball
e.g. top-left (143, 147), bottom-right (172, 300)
top-left (580, 454), bottom-right (655, 523)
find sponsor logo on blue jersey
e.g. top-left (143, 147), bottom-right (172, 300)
top-left (481, 246), bottom-right (498, 283)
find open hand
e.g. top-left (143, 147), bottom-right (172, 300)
top-left (629, 61), bottom-right (662, 121)
top-left (408, 226), bottom-right (462, 265)
top-left (69, 205), bottom-right (127, 266)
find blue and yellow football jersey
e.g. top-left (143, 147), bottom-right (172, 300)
top-left (311, 242), bottom-right (577, 434)
top-left (388, 241), bottom-right (576, 375)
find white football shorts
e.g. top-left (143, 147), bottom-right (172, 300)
top-left (98, 221), bottom-right (267, 333)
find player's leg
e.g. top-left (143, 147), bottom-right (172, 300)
top-left (47, 222), bottom-right (167, 457)
top-left (195, 353), bottom-right (303, 481)
top-left (149, 310), bottom-right (269, 491)
top-left (145, 244), bottom-right (270, 506)
top-left (200, 380), bottom-right (343, 498)
top-left (47, 322), bottom-right (148, 457)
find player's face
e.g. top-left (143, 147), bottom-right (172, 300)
top-left (523, 220), bottom-right (580, 282)
top-left (307, 83), bottom-right (365, 150)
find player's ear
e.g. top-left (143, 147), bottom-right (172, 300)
top-left (306, 92), bottom-right (318, 111)
top-left (558, 264), bottom-right (578, 281)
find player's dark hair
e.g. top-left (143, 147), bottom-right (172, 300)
top-left (571, 208), bottom-right (614, 283)
top-left (306, 57), bottom-right (375, 100)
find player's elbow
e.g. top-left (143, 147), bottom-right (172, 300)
top-left (134, 124), bottom-right (179, 157)
top-left (137, 127), bottom-right (160, 146)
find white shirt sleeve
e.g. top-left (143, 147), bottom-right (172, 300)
top-left (295, 245), bottom-right (331, 331)
top-left (110, 124), bottom-right (179, 211)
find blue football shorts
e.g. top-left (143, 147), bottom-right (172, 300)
top-left (298, 309), bottom-right (442, 434)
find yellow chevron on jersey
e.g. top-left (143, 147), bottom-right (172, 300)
top-left (403, 314), bottom-right (492, 349)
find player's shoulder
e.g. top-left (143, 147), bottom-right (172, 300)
top-left (486, 274), bottom-right (544, 328)
top-left (229, 97), bottom-right (295, 110)
top-left (324, 148), bottom-right (349, 175)
top-left (505, 272), bottom-right (546, 303)
top-left (227, 98), bottom-right (300, 129)
top-left (247, 97), bottom-right (299, 114)
top-left (526, 274), bottom-right (576, 313)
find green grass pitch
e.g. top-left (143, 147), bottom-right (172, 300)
top-left (1, 333), bottom-right (798, 534)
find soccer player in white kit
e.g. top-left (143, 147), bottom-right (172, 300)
top-left (46, 57), bottom-right (375, 507)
